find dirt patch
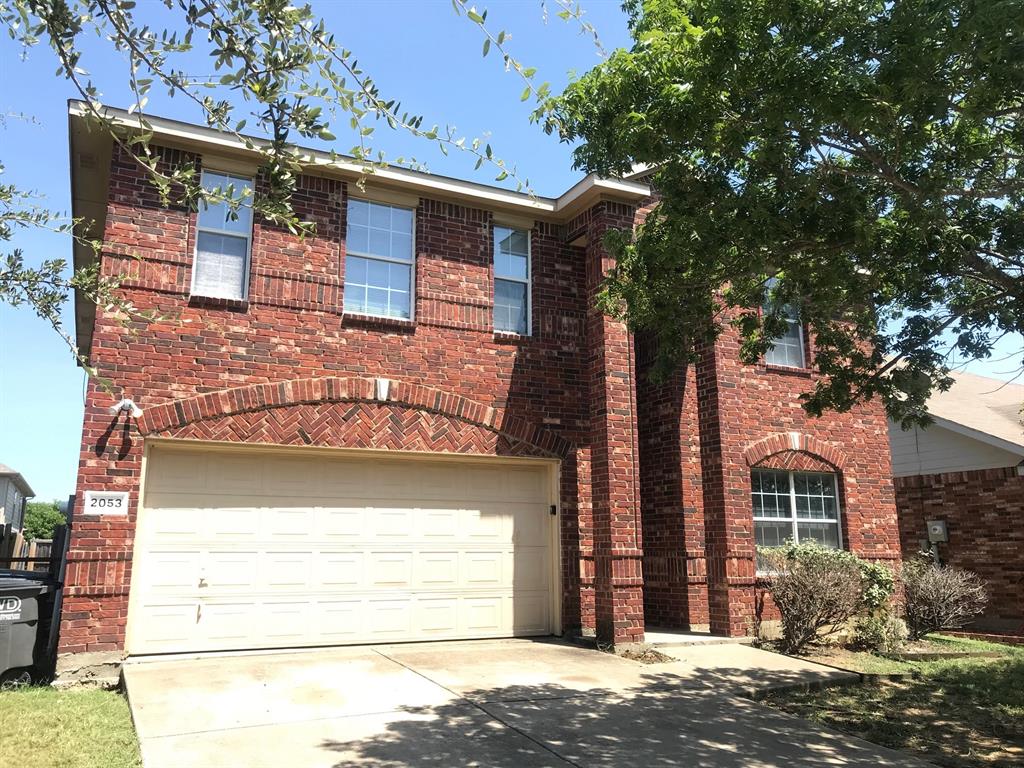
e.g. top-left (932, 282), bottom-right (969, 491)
top-left (619, 647), bottom-right (676, 664)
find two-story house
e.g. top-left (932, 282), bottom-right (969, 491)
top-left (61, 101), bottom-right (900, 667)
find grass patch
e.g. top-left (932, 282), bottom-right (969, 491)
top-left (762, 636), bottom-right (1024, 767)
top-left (0, 687), bottom-right (141, 768)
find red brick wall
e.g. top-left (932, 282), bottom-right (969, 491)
top-left (64, 143), bottom-right (622, 653)
top-left (896, 467), bottom-right (1024, 631)
top-left (636, 318), bottom-right (901, 636)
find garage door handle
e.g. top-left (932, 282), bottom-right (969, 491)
top-left (196, 604), bottom-right (201, 623)
top-left (198, 576), bottom-right (207, 588)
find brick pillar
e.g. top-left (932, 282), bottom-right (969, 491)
top-left (584, 202), bottom-right (644, 647)
top-left (696, 342), bottom-right (756, 636)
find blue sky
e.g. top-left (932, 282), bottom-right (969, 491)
top-left (0, 1), bottom-right (1020, 502)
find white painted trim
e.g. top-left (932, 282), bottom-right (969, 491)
top-left (68, 101), bottom-right (650, 221)
top-left (492, 224), bottom-right (532, 336)
top-left (190, 169), bottom-right (254, 301)
top-left (344, 198), bottom-right (417, 322)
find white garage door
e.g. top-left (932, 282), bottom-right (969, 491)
top-left (127, 445), bottom-right (556, 654)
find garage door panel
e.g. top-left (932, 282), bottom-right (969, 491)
top-left (315, 552), bottom-right (364, 587)
top-left (372, 508), bottom-right (413, 537)
top-left (369, 600), bottom-right (413, 635)
top-left (370, 552), bottom-right (413, 586)
top-left (209, 508), bottom-right (260, 538)
top-left (417, 598), bottom-right (458, 634)
top-left (141, 551), bottom-right (201, 592)
top-left (263, 552), bottom-right (312, 588)
top-left (513, 549), bottom-right (550, 590)
top-left (319, 507), bottom-right (364, 537)
top-left (263, 601), bottom-right (312, 641)
top-left (464, 598), bottom-right (503, 632)
top-left (209, 454), bottom-right (263, 494)
top-left (510, 593), bottom-right (549, 633)
top-left (129, 447), bottom-right (555, 654)
top-left (206, 551), bottom-right (258, 590)
top-left (316, 600), bottom-right (363, 639)
top-left (420, 508), bottom-right (460, 538)
top-left (416, 552), bottom-right (459, 587)
top-left (201, 602), bottom-right (255, 644)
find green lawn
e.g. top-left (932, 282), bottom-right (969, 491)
top-left (0, 687), bottom-right (141, 768)
top-left (763, 636), bottom-right (1024, 768)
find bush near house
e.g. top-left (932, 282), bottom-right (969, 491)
top-left (22, 501), bottom-right (66, 541)
top-left (759, 543), bottom-right (896, 654)
top-left (902, 558), bottom-right (989, 641)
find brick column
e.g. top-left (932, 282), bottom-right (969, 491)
top-left (696, 342), bottom-right (756, 636)
top-left (583, 202), bottom-right (644, 647)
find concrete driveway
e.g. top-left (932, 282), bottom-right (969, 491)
top-left (122, 639), bottom-right (927, 767)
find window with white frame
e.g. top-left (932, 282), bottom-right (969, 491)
top-left (763, 280), bottom-right (805, 368)
top-left (345, 198), bottom-right (415, 319)
top-left (192, 170), bottom-right (254, 300)
top-left (493, 225), bottom-right (530, 334)
top-left (752, 469), bottom-right (842, 556)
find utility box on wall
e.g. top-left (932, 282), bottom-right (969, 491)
top-left (926, 519), bottom-right (949, 544)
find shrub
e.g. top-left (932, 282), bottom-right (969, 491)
top-left (760, 542), bottom-right (866, 654)
top-left (22, 501), bottom-right (67, 541)
top-left (855, 613), bottom-right (908, 655)
top-left (901, 558), bottom-right (988, 641)
top-left (860, 560), bottom-right (897, 612)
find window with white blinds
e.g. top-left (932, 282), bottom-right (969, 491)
top-left (192, 171), bottom-right (254, 300)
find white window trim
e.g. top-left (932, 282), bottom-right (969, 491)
top-left (344, 199), bottom-right (417, 322)
top-left (191, 170), bottom-right (254, 301)
top-left (493, 225), bottom-right (532, 336)
top-left (753, 469), bottom-right (844, 550)
top-left (765, 315), bottom-right (806, 368)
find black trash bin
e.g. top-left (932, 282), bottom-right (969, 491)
top-left (0, 576), bottom-right (53, 686)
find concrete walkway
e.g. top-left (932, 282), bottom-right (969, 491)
top-left (122, 638), bottom-right (925, 768)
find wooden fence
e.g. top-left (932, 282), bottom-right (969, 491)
top-left (0, 524), bottom-right (64, 575)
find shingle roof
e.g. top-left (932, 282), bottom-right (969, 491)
top-left (927, 371), bottom-right (1024, 452)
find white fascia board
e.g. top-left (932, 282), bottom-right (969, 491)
top-left (68, 101), bottom-right (650, 220)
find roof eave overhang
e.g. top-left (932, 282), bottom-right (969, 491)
top-left (67, 100), bottom-right (650, 222)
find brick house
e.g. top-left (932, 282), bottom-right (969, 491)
top-left (61, 101), bottom-right (900, 663)
top-left (890, 371), bottom-right (1024, 632)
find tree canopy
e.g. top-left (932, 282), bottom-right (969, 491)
top-left (554, 0), bottom-right (1024, 425)
top-left (1, 0), bottom-right (598, 370)
top-left (23, 499), bottom-right (66, 541)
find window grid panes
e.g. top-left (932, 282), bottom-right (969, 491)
top-left (192, 171), bottom-right (253, 300)
top-left (345, 199), bottom-right (415, 319)
top-left (752, 470), bottom-right (841, 556)
top-left (493, 225), bottom-right (530, 335)
top-left (763, 278), bottom-right (806, 368)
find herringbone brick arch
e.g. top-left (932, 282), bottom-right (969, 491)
top-left (743, 432), bottom-right (847, 470)
top-left (139, 376), bottom-right (571, 459)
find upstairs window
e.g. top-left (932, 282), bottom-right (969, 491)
top-left (763, 281), bottom-right (806, 368)
top-left (192, 170), bottom-right (254, 300)
top-left (345, 198), bottom-right (415, 319)
top-left (493, 226), bottom-right (530, 335)
top-left (752, 469), bottom-right (842, 552)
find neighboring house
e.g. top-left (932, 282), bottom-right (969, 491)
top-left (0, 463), bottom-right (34, 534)
top-left (60, 101), bottom-right (899, 665)
top-left (890, 371), bottom-right (1024, 631)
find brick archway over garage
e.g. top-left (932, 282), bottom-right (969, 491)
top-left (137, 376), bottom-right (572, 459)
top-left (743, 432), bottom-right (847, 471)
